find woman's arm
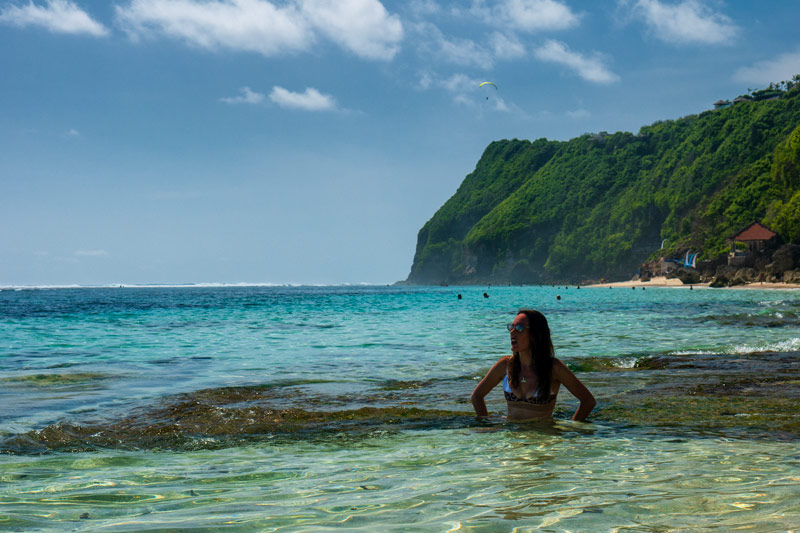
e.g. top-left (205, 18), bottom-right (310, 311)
top-left (553, 358), bottom-right (596, 421)
top-left (470, 357), bottom-right (509, 417)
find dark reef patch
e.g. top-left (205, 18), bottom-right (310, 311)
top-left (4, 350), bottom-right (800, 454)
top-left (0, 381), bottom-right (471, 454)
top-left (1, 372), bottom-right (111, 386)
top-left (595, 350), bottom-right (800, 438)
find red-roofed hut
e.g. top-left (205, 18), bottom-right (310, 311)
top-left (728, 222), bottom-right (777, 265)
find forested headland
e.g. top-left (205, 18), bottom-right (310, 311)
top-left (406, 78), bottom-right (800, 285)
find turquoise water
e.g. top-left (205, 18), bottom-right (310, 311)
top-left (2, 285), bottom-right (799, 530)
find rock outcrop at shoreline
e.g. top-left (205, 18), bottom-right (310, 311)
top-left (650, 244), bottom-right (800, 287)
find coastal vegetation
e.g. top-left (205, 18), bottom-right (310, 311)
top-left (408, 76), bottom-right (800, 284)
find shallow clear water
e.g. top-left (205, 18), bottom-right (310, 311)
top-left (1, 285), bottom-right (799, 530)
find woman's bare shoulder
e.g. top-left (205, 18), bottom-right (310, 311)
top-left (489, 355), bottom-right (511, 372)
top-left (552, 357), bottom-right (571, 376)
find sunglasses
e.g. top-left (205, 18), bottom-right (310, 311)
top-left (507, 323), bottom-right (528, 332)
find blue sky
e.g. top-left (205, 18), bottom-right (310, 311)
top-left (1, 0), bottom-right (799, 286)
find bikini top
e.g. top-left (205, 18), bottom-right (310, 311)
top-left (502, 374), bottom-right (557, 405)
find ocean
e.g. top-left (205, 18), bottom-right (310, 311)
top-left (1, 285), bottom-right (799, 530)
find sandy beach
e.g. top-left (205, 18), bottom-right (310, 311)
top-left (729, 281), bottom-right (800, 289)
top-left (588, 276), bottom-right (701, 288)
top-left (587, 276), bottom-right (799, 289)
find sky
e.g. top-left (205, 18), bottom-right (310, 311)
top-left (1, 0), bottom-right (799, 286)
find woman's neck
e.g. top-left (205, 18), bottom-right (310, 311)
top-left (518, 350), bottom-right (533, 367)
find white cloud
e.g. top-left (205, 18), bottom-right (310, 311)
top-left (115, 0), bottom-right (402, 60)
top-left (733, 50), bottom-right (800, 85)
top-left (492, 97), bottom-right (509, 112)
top-left (489, 31), bottom-right (526, 60)
top-left (414, 22), bottom-right (493, 69)
top-left (567, 108), bottom-right (590, 119)
top-left (630, 0), bottom-right (737, 45)
top-left (220, 86), bottom-right (265, 104)
top-left (408, 0), bottom-right (441, 17)
top-left (419, 72), bottom-right (510, 111)
top-left (453, 93), bottom-right (473, 106)
top-left (418, 72), bottom-right (434, 90)
top-left (437, 35), bottom-right (492, 69)
top-left (0, 0), bottom-right (108, 36)
top-left (496, 0), bottom-right (579, 32)
top-left (115, 0), bottom-right (311, 55)
top-left (440, 73), bottom-right (480, 92)
top-left (75, 250), bottom-right (109, 257)
top-left (66, 128), bottom-right (80, 136)
top-left (300, 0), bottom-right (403, 60)
top-left (269, 86), bottom-right (336, 111)
top-left (534, 40), bottom-right (619, 84)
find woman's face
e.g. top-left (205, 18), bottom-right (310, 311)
top-left (510, 313), bottom-right (531, 353)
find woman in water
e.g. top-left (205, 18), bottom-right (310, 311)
top-left (471, 309), bottom-right (596, 421)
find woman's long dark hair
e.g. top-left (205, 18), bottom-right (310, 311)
top-left (507, 309), bottom-right (554, 399)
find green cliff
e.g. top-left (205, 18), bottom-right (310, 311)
top-left (408, 79), bottom-right (800, 284)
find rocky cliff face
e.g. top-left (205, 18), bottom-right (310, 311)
top-left (407, 84), bottom-right (800, 285)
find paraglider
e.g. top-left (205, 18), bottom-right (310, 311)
top-left (479, 81), bottom-right (497, 100)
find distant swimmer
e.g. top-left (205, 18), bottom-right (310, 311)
top-left (483, 292), bottom-right (489, 298)
top-left (471, 309), bottom-right (596, 422)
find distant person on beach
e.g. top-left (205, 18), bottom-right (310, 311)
top-left (471, 309), bottom-right (596, 422)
